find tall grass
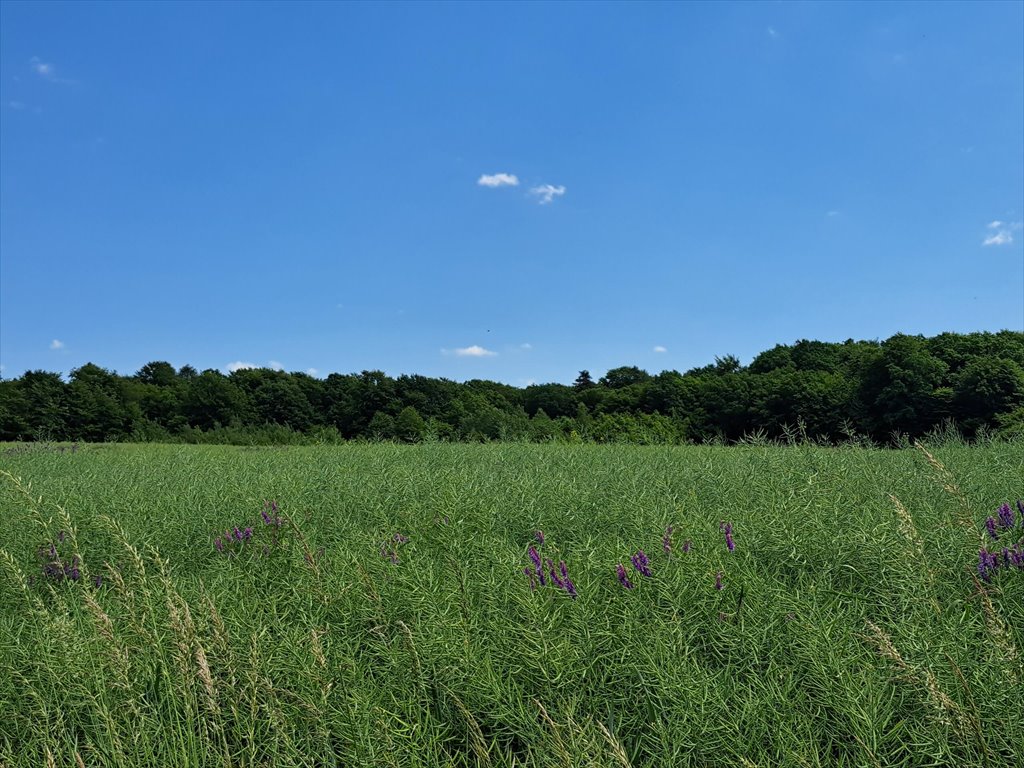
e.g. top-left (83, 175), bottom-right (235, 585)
top-left (1, 442), bottom-right (1021, 767)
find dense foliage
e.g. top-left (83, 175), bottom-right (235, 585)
top-left (1, 442), bottom-right (1021, 767)
top-left (2, 331), bottom-right (1023, 444)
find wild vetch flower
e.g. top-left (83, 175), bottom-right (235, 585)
top-left (215, 537), bottom-right (224, 552)
top-left (616, 563), bottom-right (635, 589)
top-left (997, 502), bottom-right (1015, 530)
top-left (528, 546), bottom-right (546, 586)
top-left (535, 530), bottom-right (545, 545)
top-left (523, 567), bottom-right (537, 591)
top-left (720, 522), bottom-right (735, 552)
top-left (986, 517), bottom-right (999, 541)
top-left (244, 527), bottom-right (253, 540)
top-left (630, 550), bottom-right (652, 577)
top-left (714, 571), bottom-right (724, 590)
top-left (93, 574), bottom-right (103, 588)
top-left (1017, 500), bottom-right (1024, 523)
top-left (663, 525), bottom-right (674, 554)
top-left (559, 562), bottom-right (578, 599)
top-left (978, 549), bottom-right (998, 581)
top-left (682, 540), bottom-right (692, 554)
top-left (546, 558), bottom-right (565, 589)
top-left (393, 533), bottom-right (409, 544)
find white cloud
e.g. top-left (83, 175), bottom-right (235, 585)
top-left (478, 173), bottom-right (519, 188)
top-left (227, 361), bottom-right (258, 372)
top-left (31, 56), bottom-right (54, 78)
top-left (983, 221), bottom-right (1022, 246)
top-left (443, 345), bottom-right (497, 357)
top-left (49, 339), bottom-right (64, 350)
top-left (530, 184), bottom-right (566, 204)
top-left (306, 368), bottom-right (319, 377)
top-left (653, 345), bottom-right (667, 353)
top-left (767, 26), bottom-right (779, 38)
top-left (268, 360), bottom-right (284, 371)
top-left (984, 231), bottom-right (1013, 246)
top-left (520, 343), bottom-right (532, 350)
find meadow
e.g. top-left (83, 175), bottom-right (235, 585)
top-left (0, 441), bottom-right (1021, 768)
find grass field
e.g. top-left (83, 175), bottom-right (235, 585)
top-left (1, 441), bottom-right (1022, 767)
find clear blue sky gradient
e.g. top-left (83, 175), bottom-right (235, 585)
top-left (2, 1), bottom-right (1022, 385)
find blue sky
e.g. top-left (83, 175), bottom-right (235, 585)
top-left (1, 1), bottom-right (1022, 385)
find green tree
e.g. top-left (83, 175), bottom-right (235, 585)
top-left (395, 406), bottom-right (426, 442)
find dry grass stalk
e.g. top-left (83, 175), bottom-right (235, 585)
top-left (44, 747), bottom-right (56, 768)
top-left (864, 620), bottom-right (970, 737)
top-left (75, 751), bottom-right (86, 768)
top-left (446, 687), bottom-right (491, 767)
top-left (913, 442), bottom-right (974, 530)
top-left (535, 700), bottom-right (571, 768)
top-left (976, 582), bottom-right (1022, 682)
top-left (889, 494), bottom-right (940, 613)
top-left (597, 720), bottom-right (634, 768)
top-left (310, 628), bottom-right (327, 669)
top-left (82, 588), bottom-right (132, 694)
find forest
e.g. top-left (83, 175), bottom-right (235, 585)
top-left (2, 331), bottom-right (1023, 445)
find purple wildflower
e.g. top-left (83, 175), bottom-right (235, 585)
top-left (1017, 500), bottom-right (1024, 524)
top-left (535, 530), bottom-right (545, 545)
top-left (244, 527), bottom-right (253, 540)
top-left (68, 567), bottom-right (80, 581)
top-left (986, 517), bottom-right (999, 541)
top-left (528, 546), bottom-right (546, 586)
top-left (616, 563), bottom-right (635, 589)
top-left (682, 540), bottom-right (692, 554)
top-left (997, 503), bottom-right (1015, 530)
top-left (546, 558), bottom-right (565, 589)
top-left (215, 537), bottom-right (224, 552)
top-left (393, 533), bottom-right (409, 544)
top-left (556, 561), bottom-right (578, 598)
top-left (662, 525), bottom-right (674, 554)
top-left (978, 548), bottom-right (997, 581)
top-left (715, 571), bottom-right (724, 591)
top-left (93, 574), bottom-right (103, 588)
top-left (726, 532), bottom-right (735, 552)
top-left (524, 567), bottom-right (537, 591)
top-left (630, 550), bottom-right (652, 577)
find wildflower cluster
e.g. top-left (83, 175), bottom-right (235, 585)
top-left (523, 531), bottom-right (577, 599)
top-left (214, 500), bottom-right (288, 558)
top-left (381, 532), bottom-right (410, 563)
top-left (977, 500), bottom-right (1024, 581)
top-left (34, 531), bottom-right (82, 584)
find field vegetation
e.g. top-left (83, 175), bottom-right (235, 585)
top-left (1, 440), bottom-right (1021, 767)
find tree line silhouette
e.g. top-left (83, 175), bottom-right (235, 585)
top-left (2, 331), bottom-right (1022, 445)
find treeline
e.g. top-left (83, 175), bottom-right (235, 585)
top-left (1, 331), bottom-right (1023, 445)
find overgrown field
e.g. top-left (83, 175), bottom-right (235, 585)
top-left (1, 442), bottom-right (1022, 767)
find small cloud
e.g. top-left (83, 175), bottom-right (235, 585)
top-left (29, 56), bottom-right (74, 84)
top-left (520, 343), bottom-right (532, 350)
top-left (306, 367), bottom-right (319, 377)
top-left (653, 345), bottom-right (667, 353)
top-left (478, 173), bottom-right (519, 188)
top-left (268, 360), bottom-right (284, 371)
top-left (530, 184), bottom-right (566, 204)
top-left (767, 26), bottom-right (779, 38)
top-left (31, 56), bottom-right (54, 78)
top-left (827, 210), bottom-right (840, 217)
top-left (49, 339), bottom-right (64, 350)
top-left (983, 221), bottom-right (1022, 246)
top-left (227, 361), bottom-right (258, 372)
top-left (443, 345), bottom-right (497, 357)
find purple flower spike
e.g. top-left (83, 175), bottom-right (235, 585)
top-left (535, 530), bottom-right (545, 545)
top-left (524, 567), bottom-right (537, 591)
top-left (1016, 500), bottom-right (1024, 524)
top-left (616, 563), bottom-right (635, 589)
top-left (997, 503), bottom-right (1015, 530)
top-left (630, 550), bottom-right (652, 577)
top-left (682, 540), bottom-right (692, 554)
top-left (715, 571), bottom-right (724, 591)
top-left (215, 537), bottom-right (224, 552)
top-left (662, 525), bottom-right (674, 554)
top-left (528, 547), bottom-right (545, 585)
top-left (546, 558), bottom-right (565, 589)
top-left (986, 517), bottom-right (999, 541)
top-left (244, 527), bottom-right (253, 540)
top-left (726, 532), bottom-right (735, 552)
